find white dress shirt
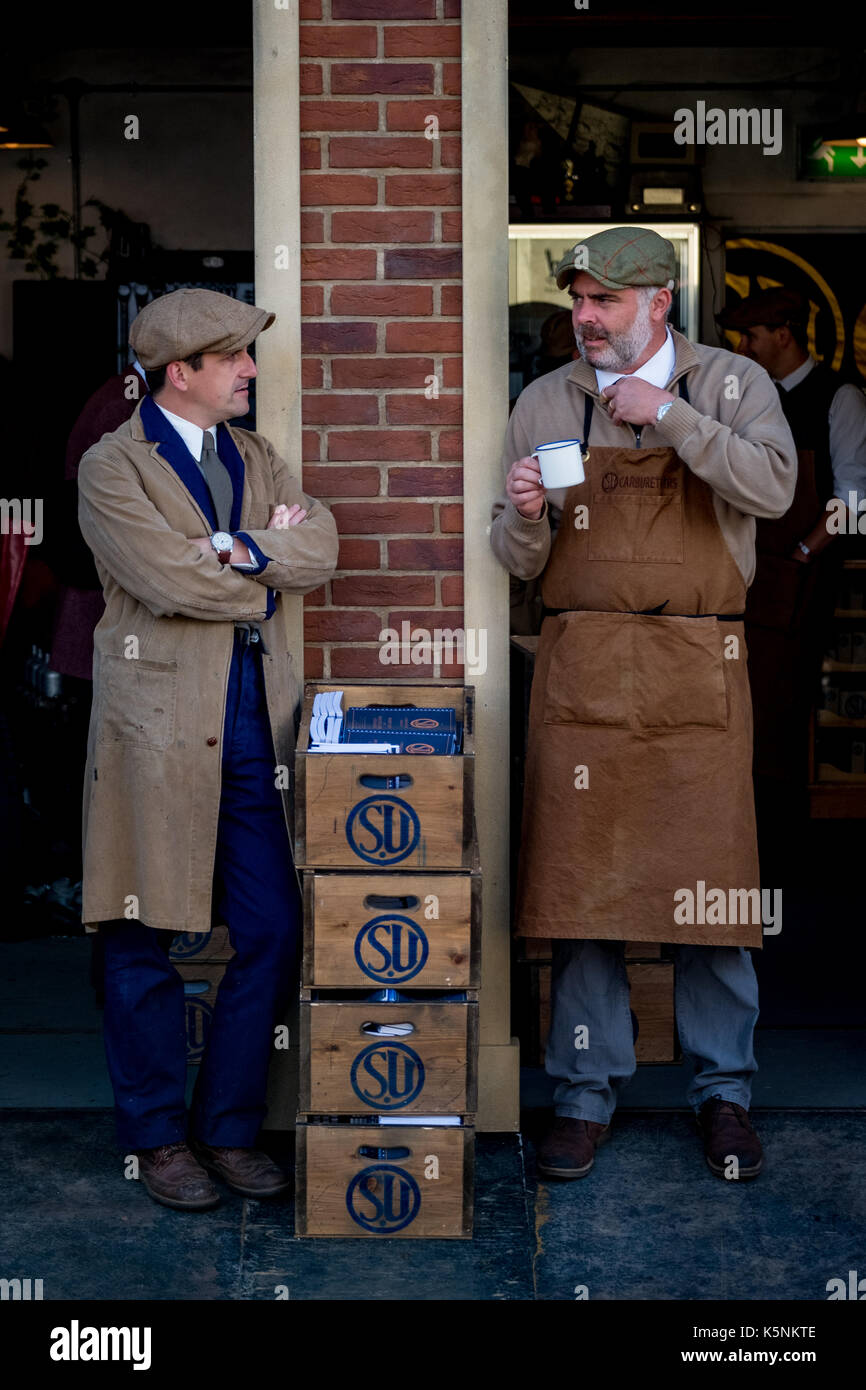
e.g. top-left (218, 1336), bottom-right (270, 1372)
top-left (154, 402), bottom-right (254, 567)
top-left (775, 355), bottom-right (866, 511)
top-left (594, 326), bottom-right (677, 393)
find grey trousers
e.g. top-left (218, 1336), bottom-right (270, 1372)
top-left (545, 939), bottom-right (760, 1124)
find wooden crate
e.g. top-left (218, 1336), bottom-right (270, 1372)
top-left (299, 1000), bottom-right (478, 1116)
top-left (296, 1122), bottom-right (474, 1238)
top-left (169, 924), bottom-right (234, 964)
top-left (175, 962), bottom-right (227, 1065)
top-left (533, 959), bottom-right (678, 1065)
top-left (294, 682), bottom-right (475, 870)
top-left (302, 870), bottom-right (480, 990)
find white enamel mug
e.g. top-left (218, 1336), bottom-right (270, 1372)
top-left (531, 438), bottom-right (586, 490)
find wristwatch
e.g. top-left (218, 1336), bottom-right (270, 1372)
top-left (797, 541), bottom-right (812, 558)
top-left (656, 400), bottom-right (674, 424)
top-left (210, 531), bottom-right (234, 565)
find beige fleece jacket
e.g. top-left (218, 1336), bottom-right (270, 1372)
top-left (490, 327), bottom-right (797, 587)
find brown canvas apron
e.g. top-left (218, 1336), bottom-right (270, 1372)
top-left (516, 384), bottom-right (762, 947)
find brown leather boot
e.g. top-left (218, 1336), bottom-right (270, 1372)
top-left (697, 1098), bottom-right (764, 1179)
top-left (134, 1142), bottom-right (221, 1211)
top-left (191, 1142), bottom-right (291, 1198)
top-left (537, 1117), bottom-right (610, 1179)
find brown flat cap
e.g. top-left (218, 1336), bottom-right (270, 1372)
top-left (129, 288), bottom-right (275, 370)
top-left (555, 226), bottom-right (678, 291)
top-left (716, 287), bottom-right (808, 331)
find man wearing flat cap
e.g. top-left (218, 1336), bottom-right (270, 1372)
top-left (717, 288), bottom-right (866, 850)
top-left (77, 288), bottom-right (338, 1210)
top-left (490, 228), bottom-right (797, 1182)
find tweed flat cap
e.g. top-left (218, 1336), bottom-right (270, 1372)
top-left (129, 288), bottom-right (275, 370)
top-left (555, 226), bottom-right (678, 291)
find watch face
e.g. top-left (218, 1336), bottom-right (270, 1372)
top-left (212, 532), bottom-right (233, 551)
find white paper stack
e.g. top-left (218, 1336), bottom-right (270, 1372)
top-left (308, 689), bottom-right (400, 753)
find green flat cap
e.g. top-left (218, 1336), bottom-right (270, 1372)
top-left (129, 288), bottom-right (275, 370)
top-left (555, 226), bottom-right (678, 291)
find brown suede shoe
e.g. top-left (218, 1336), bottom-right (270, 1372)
top-left (134, 1142), bottom-right (221, 1211)
top-left (697, 1098), bottom-right (764, 1180)
top-left (537, 1117), bottom-right (610, 1179)
top-left (191, 1142), bottom-right (291, 1198)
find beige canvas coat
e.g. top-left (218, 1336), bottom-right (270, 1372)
top-left (77, 397), bottom-right (338, 934)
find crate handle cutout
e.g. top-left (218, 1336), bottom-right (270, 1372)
top-left (360, 1020), bottom-right (416, 1037)
top-left (182, 980), bottom-right (210, 995)
top-left (363, 893), bottom-right (420, 911)
top-left (356, 1145), bottom-right (411, 1160)
top-left (358, 773), bottom-right (414, 790)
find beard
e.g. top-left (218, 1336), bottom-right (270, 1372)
top-left (575, 294), bottom-right (655, 371)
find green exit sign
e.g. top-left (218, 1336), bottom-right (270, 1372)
top-left (802, 138), bottom-right (866, 178)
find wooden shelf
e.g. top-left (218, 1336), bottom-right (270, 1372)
top-left (814, 764), bottom-right (866, 784)
top-left (822, 659), bottom-right (866, 672)
top-left (834, 609), bottom-right (866, 618)
top-left (817, 709), bottom-right (866, 729)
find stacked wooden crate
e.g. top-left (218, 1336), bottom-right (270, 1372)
top-left (169, 925), bottom-right (235, 1065)
top-left (293, 680), bottom-right (480, 1239)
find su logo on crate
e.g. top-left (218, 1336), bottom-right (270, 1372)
top-left (345, 795), bottom-right (420, 865)
top-left (184, 985), bottom-right (215, 1064)
top-left (171, 930), bottom-right (212, 960)
top-left (346, 1164), bottom-right (421, 1234)
top-left (354, 913), bottom-right (430, 983)
top-left (349, 1040), bottom-right (426, 1109)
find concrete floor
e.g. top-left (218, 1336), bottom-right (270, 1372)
top-left (1, 938), bottom-right (864, 1301)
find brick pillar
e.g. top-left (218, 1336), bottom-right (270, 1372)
top-left (299, 0), bottom-right (463, 682)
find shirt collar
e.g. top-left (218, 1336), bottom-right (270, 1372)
top-left (594, 327), bottom-right (676, 392)
top-left (775, 355), bottom-right (815, 392)
top-left (153, 402), bottom-right (217, 463)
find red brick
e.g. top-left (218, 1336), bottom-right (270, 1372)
top-left (301, 212), bottom-right (325, 243)
top-left (302, 174), bottom-right (378, 206)
top-left (328, 430), bottom-right (431, 462)
top-left (331, 284), bottom-right (433, 317)
top-left (332, 575), bottom-right (436, 606)
top-left (386, 322), bottom-right (461, 352)
top-left (331, 210), bottom-right (433, 244)
top-left (388, 466), bottom-right (462, 497)
top-left (299, 26), bottom-right (377, 57)
top-left (440, 136), bottom-right (461, 168)
top-left (303, 431), bottom-right (322, 462)
top-left (384, 247), bottom-right (461, 278)
top-left (333, 0), bottom-right (435, 15)
top-left (328, 137), bottom-right (433, 169)
top-left (441, 285), bottom-right (462, 315)
top-left (441, 574), bottom-right (463, 605)
top-left (389, 610), bottom-right (465, 630)
top-left (302, 358), bottom-right (323, 389)
top-left (439, 660), bottom-right (464, 679)
top-left (386, 394), bottom-right (463, 426)
top-left (304, 644), bottom-right (325, 678)
top-left (439, 503), bottom-right (463, 533)
top-left (443, 0), bottom-right (461, 16)
top-left (332, 357), bottom-right (434, 389)
top-left (441, 212), bottom-right (462, 241)
top-left (443, 64), bottom-right (461, 96)
top-left (305, 610), bottom-right (382, 642)
top-left (384, 26), bottom-right (461, 58)
top-left (301, 101), bottom-right (379, 132)
top-left (442, 357), bottom-right (462, 388)
top-left (304, 585), bottom-right (328, 607)
top-left (389, 538), bottom-right (463, 569)
top-left (338, 539), bottom-right (382, 569)
top-left (302, 322), bottom-right (377, 353)
top-left (331, 646), bottom-right (430, 679)
top-left (300, 137), bottom-right (321, 171)
top-left (300, 0), bottom-right (322, 17)
top-left (386, 99), bottom-right (461, 132)
top-left (331, 501), bottom-right (434, 534)
top-left (438, 430), bottom-right (463, 461)
top-left (301, 248), bottom-right (377, 279)
top-left (302, 393), bottom-right (379, 425)
top-left (333, 65), bottom-right (435, 96)
top-left (303, 465), bottom-right (382, 497)
top-left (300, 65), bottom-right (324, 96)
top-left (301, 285), bottom-right (324, 316)
top-left (386, 174), bottom-right (460, 206)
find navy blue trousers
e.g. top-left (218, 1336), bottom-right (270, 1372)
top-left (100, 635), bottom-right (301, 1150)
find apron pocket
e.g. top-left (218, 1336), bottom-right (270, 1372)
top-left (633, 619), bottom-right (728, 730)
top-left (542, 612), bottom-right (631, 727)
top-left (588, 491), bottom-right (684, 564)
top-left (97, 655), bottom-right (178, 749)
